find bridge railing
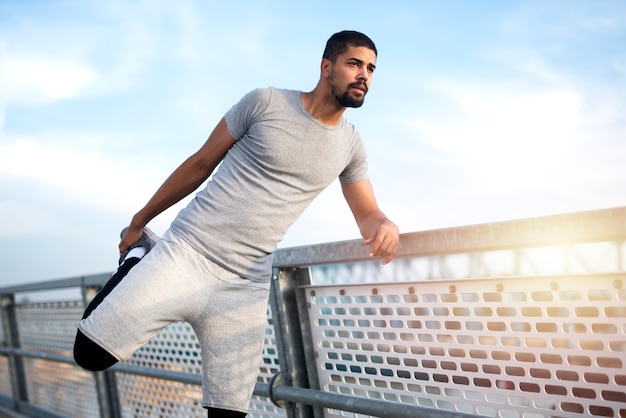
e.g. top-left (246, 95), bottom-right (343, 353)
top-left (0, 207), bottom-right (624, 418)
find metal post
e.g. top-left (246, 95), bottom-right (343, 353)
top-left (98, 371), bottom-right (121, 418)
top-left (0, 294), bottom-right (29, 409)
top-left (269, 267), bottom-right (317, 418)
top-left (293, 271), bottom-right (324, 418)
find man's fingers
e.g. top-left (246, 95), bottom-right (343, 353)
top-left (362, 219), bottom-right (399, 264)
top-left (367, 236), bottom-right (381, 257)
top-left (366, 230), bottom-right (399, 263)
top-left (381, 238), bottom-right (399, 264)
top-left (118, 228), bottom-right (142, 254)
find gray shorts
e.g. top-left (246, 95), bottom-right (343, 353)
top-left (78, 230), bottom-right (271, 412)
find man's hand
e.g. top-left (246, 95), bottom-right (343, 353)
top-left (119, 224), bottom-right (144, 255)
top-left (361, 216), bottom-right (399, 265)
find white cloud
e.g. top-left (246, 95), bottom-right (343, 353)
top-left (0, 51), bottom-right (99, 104)
top-left (0, 1), bottom-right (178, 109)
top-left (385, 57), bottom-right (626, 231)
top-left (0, 135), bottom-right (168, 215)
top-left (406, 78), bottom-right (584, 192)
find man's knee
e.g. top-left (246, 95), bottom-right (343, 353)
top-left (73, 330), bottom-right (118, 371)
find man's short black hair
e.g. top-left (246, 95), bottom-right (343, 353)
top-left (323, 30), bottom-right (377, 62)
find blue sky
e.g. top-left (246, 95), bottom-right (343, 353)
top-left (1, 0), bottom-right (625, 285)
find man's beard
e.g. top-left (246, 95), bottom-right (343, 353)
top-left (333, 82), bottom-right (368, 108)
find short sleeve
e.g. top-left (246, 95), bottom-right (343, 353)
top-left (339, 132), bottom-right (369, 184)
top-left (224, 88), bottom-right (272, 141)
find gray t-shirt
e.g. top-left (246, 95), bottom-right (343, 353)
top-left (170, 88), bottom-right (369, 281)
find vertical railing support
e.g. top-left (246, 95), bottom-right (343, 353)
top-left (270, 267), bottom-right (322, 418)
top-left (0, 294), bottom-right (29, 410)
top-left (93, 371), bottom-right (121, 418)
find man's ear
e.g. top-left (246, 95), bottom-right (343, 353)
top-left (320, 58), bottom-right (332, 79)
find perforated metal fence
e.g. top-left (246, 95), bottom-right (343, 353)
top-left (0, 207), bottom-right (624, 418)
top-left (307, 274), bottom-right (625, 417)
top-left (16, 301), bottom-right (99, 418)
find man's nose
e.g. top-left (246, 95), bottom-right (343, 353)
top-left (357, 67), bottom-right (370, 82)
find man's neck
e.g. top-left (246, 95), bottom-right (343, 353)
top-left (300, 89), bottom-right (345, 126)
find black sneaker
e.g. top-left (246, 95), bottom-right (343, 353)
top-left (118, 226), bottom-right (160, 265)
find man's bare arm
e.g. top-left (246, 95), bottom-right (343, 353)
top-left (341, 180), bottom-right (399, 264)
top-left (120, 118), bottom-right (235, 253)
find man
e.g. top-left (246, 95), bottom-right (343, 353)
top-left (74, 30), bottom-right (399, 418)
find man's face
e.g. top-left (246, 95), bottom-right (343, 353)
top-left (327, 46), bottom-right (377, 108)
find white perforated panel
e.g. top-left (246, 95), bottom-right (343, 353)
top-left (16, 301), bottom-right (100, 418)
top-left (120, 322), bottom-right (204, 416)
top-left (24, 358), bottom-right (100, 418)
top-left (116, 373), bottom-right (204, 417)
top-left (18, 301), bottom-right (83, 354)
top-left (307, 275), bottom-right (626, 417)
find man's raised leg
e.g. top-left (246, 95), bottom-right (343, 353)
top-left (73, 228), bottom-right (158, 371)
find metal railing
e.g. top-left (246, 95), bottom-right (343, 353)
top-left (0, 207), bottom-right (624, 418)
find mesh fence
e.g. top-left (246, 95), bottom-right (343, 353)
top-left (307, 274), bottom-right (626, 417)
